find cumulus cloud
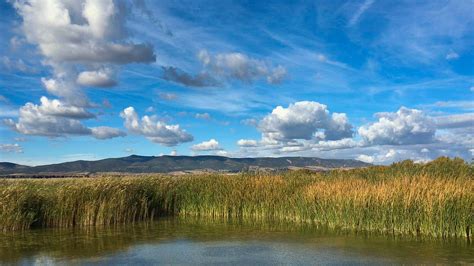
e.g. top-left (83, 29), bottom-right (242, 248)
top-left (191, 139), bottom-right (221, 151)
top-left (3, 97), bottom-right (123, 139)
top-left (5, 0), bottom-right (157, 139)
top-left (259, 101), bottom-right (353, 142)
top-left (356, 154), bottom-right (375, 163)
top-left (436, 127), bottom-right (474, 148)
top-left (120, 107), bottom-right (193, 146)
top-left (237, 139), bottom-right (258, 147)
top-left (41, 77), bottom-right (88, 107)
top-left (358, 107), bottom-right (435, 145)
top-left (356, 149), bottom-right (398, 164)
top-left (35, 96), bottom-right (95, 119)
top-left (197, 50), bottom-right (287, 85)
top-left (4, 109), bottom-right (91, 137)
top-left (13, 0), bottom-right (155, 65)
top-left (312, 138), bottom-right (359, 150)
top-left (215, 150), bottom-right (229, 156)
top-left (11, 0), bottom-right (155, 105)
top-left (233, 101), bottom-right (355, 156)
top-left (91, 126), bottom-right (126, 139)
top-left (77, 69), bottom-right (117, 87)
top-left (234, 103), bottom-right (472, 162)
top-left (0, 143), bottom-right (23, 153)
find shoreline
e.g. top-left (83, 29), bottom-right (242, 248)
top-left (0, 157), bottom-right (472, 239)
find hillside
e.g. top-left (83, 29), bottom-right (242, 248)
top-left (0, 162), bottom-right (30, 172)
top-left (0, 155), bottom-right (371, 175)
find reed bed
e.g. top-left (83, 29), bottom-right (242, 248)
top-left (0, 157), bottom-right (472, 238)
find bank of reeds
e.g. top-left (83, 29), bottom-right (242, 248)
top-left (0, 157), bottom-right (472, 238)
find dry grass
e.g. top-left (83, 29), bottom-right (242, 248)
top-left (0, 157), bottom-right (472, 238)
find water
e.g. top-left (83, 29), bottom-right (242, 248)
top-left (1, 218), bottom-right (472, 265)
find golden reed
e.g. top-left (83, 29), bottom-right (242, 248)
top-left (0, 157), bottom-right (472, 238)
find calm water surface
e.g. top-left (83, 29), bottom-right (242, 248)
top-left (0, 218), bottom-right (472, 265)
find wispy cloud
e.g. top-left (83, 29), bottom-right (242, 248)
top-left (348, 0), bottom-right (375, 26)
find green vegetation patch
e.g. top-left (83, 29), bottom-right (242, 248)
top-left (0, 157), bottom-right (472, 239)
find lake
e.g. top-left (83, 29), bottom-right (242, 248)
top-left (1, 217), bottom-right (472, 265)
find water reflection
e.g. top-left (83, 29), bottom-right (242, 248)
top-left (1, 217), bottom-right (472, 265)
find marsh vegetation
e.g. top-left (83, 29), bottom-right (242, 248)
top-left (0, 157), bottom-right (472, 239)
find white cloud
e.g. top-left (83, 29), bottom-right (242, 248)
top-left (237, 139), bottom-right (258, 147)
top-left (267, 65), bottom-right (287, 84)
top-left (358, 107), bottom-right (435, 145)
top-left (356, 154), bottom-right (374, 163)
top-left (124, 148), bottom-right (134, 153)
top-left (191, 139), bottom-right (221, 151)
top-left (195, 113), bottom-right (211, 120)
top-left (41, 77), bottom-right (88, 107)
top-left (233, 103), bottom-right (473, 163)
top-left (259, 101), bottom-right (353, 142)
top-left (158, 92), bottom-right (177, 101)
top-left (120, 106), bottom-right (193, 146)
top-left (1, 56), bottom-right (35, 73)
top-left (197, 50), bottom-right (287, 84)
top-left (215, 150), bottom-right (228, 156)
top-left (13, 0), bottom-right (155, 65)
top-left (312, 138), bottom-right (359, 150)
top-left (233, 102), bottom-right (356, 156)
top-left (170, 150), bottom-right (177, 156)
top-left (91, 126), bottom-right (126, 139)
top-left (357, 149), bottom-right (398, 164)
top-left (430, 101), bottom-right (474, 111)
top-left (76, 69), bottom-right (117, 87)
top-left (445, 51), bottom-right (459, 60)
top-left (241, 118), bottom-right (258, 127)
top-left (4, 109), bottom-right (91, 137)
top-left (435, 113), bottom-right (474, 129)
top-left (36, 96), bottom-right (95, 119)
top-left (0, 143), bottom-right (23, 153)
top-left (3, 97), bottom-right (123, 139)
top-left (436, 126), bottom-right (474, 148)
top-left (11, 0), bottom-right (155, 105)
top-left (348, 0), bottom-right (375, 26)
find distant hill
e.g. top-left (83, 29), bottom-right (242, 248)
top-left (0, 162), bottom-right (30, 171)
top-left (0, 155), bottom-right (371, 175)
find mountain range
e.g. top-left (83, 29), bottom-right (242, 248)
top-left (0, 155), bottom-right (371, 175)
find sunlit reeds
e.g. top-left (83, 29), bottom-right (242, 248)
top-left (0, 157), bottom-right (472, 238)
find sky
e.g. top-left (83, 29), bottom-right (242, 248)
top-left (0, 0), bottom-right (473, 166)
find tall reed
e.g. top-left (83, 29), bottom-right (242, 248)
top-left (0, 157), bottom-right (472, 238)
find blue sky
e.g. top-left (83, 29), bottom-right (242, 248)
top-left (0, 0), bottom-right (473, 165)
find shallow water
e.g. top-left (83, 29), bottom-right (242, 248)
top-left (0, 218), bottom-right (472, 265)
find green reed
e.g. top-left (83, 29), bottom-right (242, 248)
top-left (0, 157), bottom-right (472, 238)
